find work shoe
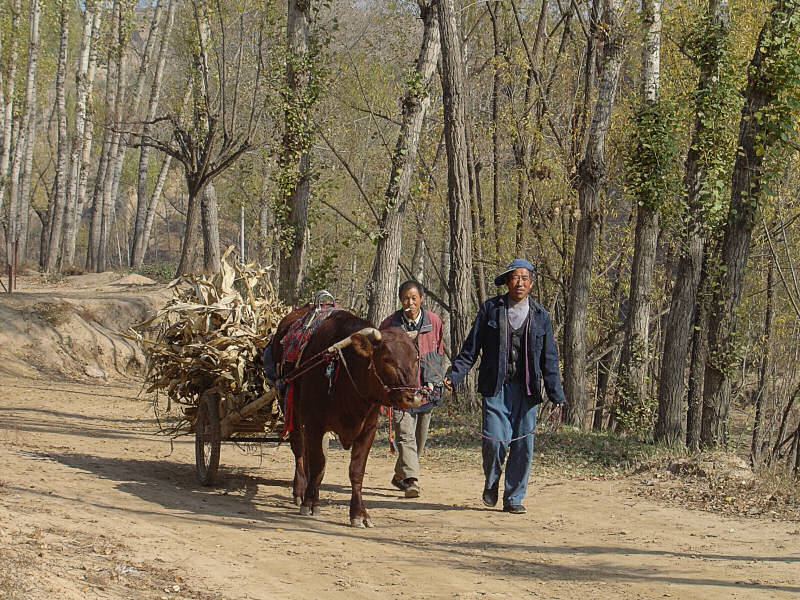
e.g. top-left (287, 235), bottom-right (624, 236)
top-left (404, 479), bottom-right (420, 498)
top-left (482, 483), bottom-right (499, 507)
top-left (391, 476), bottom-right (409, 491)
top-left (503, 504), bottom-right (527, 514)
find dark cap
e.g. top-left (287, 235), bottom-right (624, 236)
top-left (493, 258), bottom-right (535, 286)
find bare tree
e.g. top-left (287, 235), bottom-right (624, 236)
top-left (137, 0), bottom-right (270, 276)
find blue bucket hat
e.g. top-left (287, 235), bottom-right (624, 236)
top-left (493, 258), bottom-right (535, 286)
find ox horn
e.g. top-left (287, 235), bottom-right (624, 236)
top-left (327, 327), bottom-right (382, 353)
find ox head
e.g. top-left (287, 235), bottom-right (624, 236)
top-left (347, 327), bottom-right (422, 410)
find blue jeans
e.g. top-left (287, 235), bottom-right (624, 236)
top-left (482, 381), bottom-right (538, 506)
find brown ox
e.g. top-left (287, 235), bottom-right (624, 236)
top-left (271, 306), bottom-right (421, 527)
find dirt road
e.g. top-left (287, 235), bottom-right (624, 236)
top-left (1, 374), bottom-right (798, 600)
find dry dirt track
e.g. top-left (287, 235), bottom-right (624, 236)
top-left (1, 375), bottom-right (799, 599)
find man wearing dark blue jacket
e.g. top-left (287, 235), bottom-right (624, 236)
top-left (444, 258), bottom-right (566, 514)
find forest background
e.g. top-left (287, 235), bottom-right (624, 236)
top-left (1, 0), bottom-right (799, 476)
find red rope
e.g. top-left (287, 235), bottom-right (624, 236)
top-left (278, 350), bottom-right (334, 440)
top-left (280, 383), bottom-right (295, 440)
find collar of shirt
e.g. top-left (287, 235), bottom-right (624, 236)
top-left (507, 297), bottom-right (530, 330)
top-left (403, 309), bottom-right (423, 330)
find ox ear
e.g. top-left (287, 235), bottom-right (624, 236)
top-left (349, 333), bottom-right (374, 357)
top-left (406, 330), bottom-right (419, 341)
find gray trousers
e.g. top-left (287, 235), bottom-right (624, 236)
top-left (392, 409), bottom-right (432, 481)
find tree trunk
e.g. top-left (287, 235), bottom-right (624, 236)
top-left (411, 207), bottom-right (426, 283)
top-left (102, 0), bottom-right (162, 266)
top-left (86, 130), bottom-right (112, 271)
top-left (200, 183), bottom-right (221, 276)
top-left (66, 7), bottom-right (103, 268)
top-left (467, 133), bottom-right (487, 306)
top-left (438, 0), bottom-right (474, 366)
top-left (139, 155), bottom-right (171, 267)
top-left (594, 254), bottom-right (626, 431)
top-left (751, 256), bottom-right (774, 466)
top-left (132, 0), bottom-right (175, 269)
top-left (0, 0), bottom-right (21, 249)
top-left (257, 179), bottom-right (275, 267)
top-left (16, 0), bottom-right (42, 263)
top-left (17, 104), bottom-right (37, 261)
top-left (618, 0), bottom-right (661, 436)
top-left (98, 2), bottom-right (128, 272)
top-left (702, 6), bottom-right (790, 447)
top-left (278, 0), bottom-right (313, 305)
top-left (61, 1), bottom-right (98, 269)
top-left (656, 0), bottom-right (730, 444)
top-left (366, 0), bottom-right (440, 326)
top-left (87, 0), bottom-right (120, 272)
top-left (44, 0), bottom-right (71, 272)
top-left (176, 187), bottom-right (203, 276)
top-left (487, 1), bottom-right (502, 258)
top-left (686, 268), bottom-right (709, 451)
top-left (563, 0), bottom-right (625, 428)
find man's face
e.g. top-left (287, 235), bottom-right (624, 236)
top-left (400, 287), bottom-right (423, 321)
top-left (506, 268), bottom-right (532, 302)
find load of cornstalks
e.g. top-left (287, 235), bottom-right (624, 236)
top-left (131, 250), bottom-right (289, 430)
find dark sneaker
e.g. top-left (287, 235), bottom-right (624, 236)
top-left (482, 483), bottom-right (499, 507)
top-left (503, 504), bottom-right (526, 514)
top-left (404, 479), bottom-right (420, 498)
top-left (391, 476), bottom-right (409, 491)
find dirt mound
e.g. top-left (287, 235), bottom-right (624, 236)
top-left (0, 273), bottom-right (170, 381)
top-left (111, 274), bottom-right (158, 286)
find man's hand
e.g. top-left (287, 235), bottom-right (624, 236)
top-left (443, 377), bottom-right (453, 391)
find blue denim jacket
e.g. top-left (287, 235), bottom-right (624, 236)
top-left (448, 294), bottom-right (566, 405)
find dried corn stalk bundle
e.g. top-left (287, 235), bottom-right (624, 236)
top-left (132, 250), bottom-right (289, 430)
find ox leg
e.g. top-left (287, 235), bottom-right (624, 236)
top-left (299, 427), bottom-right (326, 517)
top-left (290, 427), bottom-right (306, 506)
top-left (348, 420), bottom-right (378, 528)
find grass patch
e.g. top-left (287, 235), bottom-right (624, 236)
top-left (375, 411), bottom-right (665, 476)
top-left (135, 262), bottom-right (176, 283)
top-left (32, 301), bottom-right (73, 327)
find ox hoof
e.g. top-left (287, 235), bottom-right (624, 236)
top-left (299, 505), bottom-right (321, 517)
top-left (350, 517), bottom-right (374, 528)
top-left (293, 495), bottom-right (302, 507)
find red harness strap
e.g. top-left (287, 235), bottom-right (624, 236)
top-left (388, 407), bottom-right (395, 454)
top-left (280, 383), bottom-right (295, 440)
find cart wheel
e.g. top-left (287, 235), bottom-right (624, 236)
top-left (195, 392), bottom-right (221, 486)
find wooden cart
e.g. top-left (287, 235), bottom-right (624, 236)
top-left (191, 387), bottom-right (281, 486)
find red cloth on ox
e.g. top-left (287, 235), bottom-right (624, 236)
top-left (280, 304), bottom-right (342, 364)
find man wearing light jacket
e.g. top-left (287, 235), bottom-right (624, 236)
top-left (380, 281), bottom-right (444, 499)
top-left (444, 259), bottom-right (566, 514)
